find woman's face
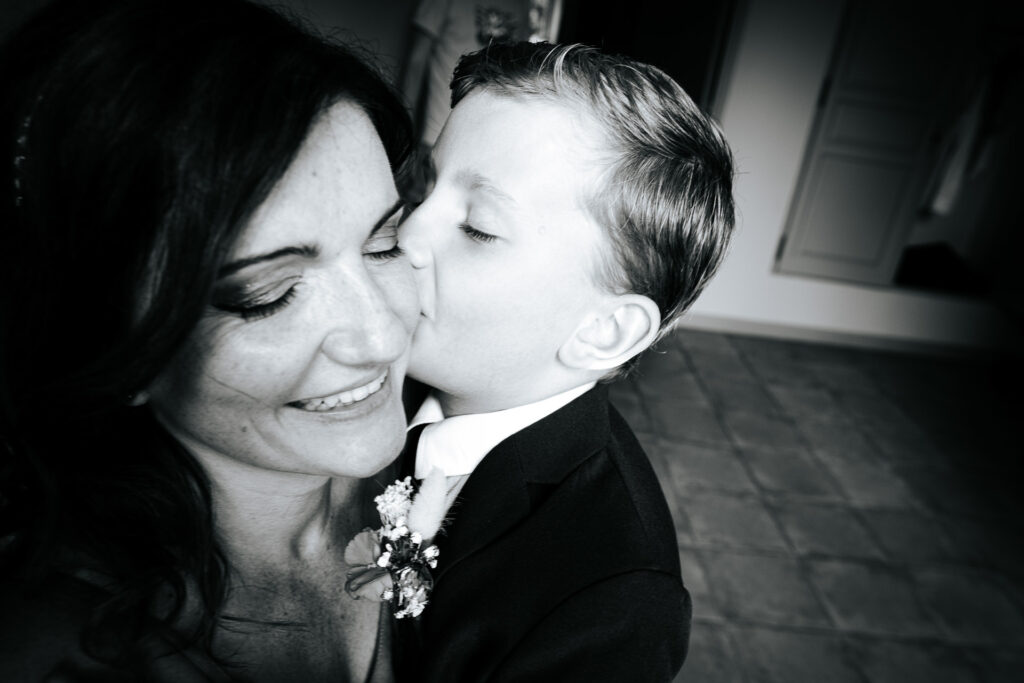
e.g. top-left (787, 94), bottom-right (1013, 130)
top-left (148, 101), bottom-right (418, 480)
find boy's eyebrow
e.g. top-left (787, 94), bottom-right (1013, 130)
top-left (218, 199), bottom-right (403, 278)
top-left (456, 169), bottom-right (519, 208)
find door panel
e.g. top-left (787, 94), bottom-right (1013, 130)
top-left (777, 0), bottom-right (977, 285)
top-left (801, 155), bottom-right (914, 264)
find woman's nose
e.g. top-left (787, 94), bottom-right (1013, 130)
top-left (320, 282), bottom-right (409, 367)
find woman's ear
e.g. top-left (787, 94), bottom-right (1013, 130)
top-left (558, 295), bottom-right (661, 371)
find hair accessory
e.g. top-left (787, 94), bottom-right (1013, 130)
top-left (12, 95), bottom-right (41, 209)
top-left (12, 116), bottom-right (30, 207)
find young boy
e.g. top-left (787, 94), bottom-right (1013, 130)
top-left (395, 41), bottom-right (734, 682)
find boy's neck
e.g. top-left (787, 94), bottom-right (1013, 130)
top-left (435, 379), bottom-right (597, 418)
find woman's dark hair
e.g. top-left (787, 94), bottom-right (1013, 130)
top-left (0, 0), bottom-right (412, 667)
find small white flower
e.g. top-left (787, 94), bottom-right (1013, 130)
top-left (374, 478), bottom-right (414, 526)
top-left (410, 531), bottom-right (423, 545)
top-left (423, 545), bottom-right (439, 559)
top-left (388, 525), bottom-right (409, 541)
top-left (376, 551), bottom-right (391, 568)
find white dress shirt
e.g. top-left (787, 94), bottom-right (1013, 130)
top-left (408, 382), bottom-right (598, 481)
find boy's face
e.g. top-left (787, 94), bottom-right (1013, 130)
top-left (399, 91), bottom-right (610, 415)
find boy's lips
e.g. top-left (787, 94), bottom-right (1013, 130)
top-left (288, 371), bottom-right (388, 412)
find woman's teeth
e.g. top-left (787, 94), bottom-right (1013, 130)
top-left (293, 372), bottom-right (387, 412)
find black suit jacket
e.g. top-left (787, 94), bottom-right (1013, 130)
top-left (396, 385), bottom-right (690, 682)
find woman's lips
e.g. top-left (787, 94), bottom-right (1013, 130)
top-left (288, 371), bottom-right (388, 412)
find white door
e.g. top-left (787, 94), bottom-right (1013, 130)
top-left (776, 0), bottom-right (982, 285)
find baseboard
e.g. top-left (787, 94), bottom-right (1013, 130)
top-left (674, 313), bottom-right (1017, 359)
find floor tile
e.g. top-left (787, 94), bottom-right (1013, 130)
top-left (833, 388), bottom-right (906, 425)
top-left (765, 383), bottom-right (846, 422)
top-left (972, 649), bottom-right (1024, 683)
top-left (895, 464), bottom-right (1005, 521)
top-left (914, 567), bottom-right (1024, 647)
top-left (797, 417), bottom-right (878, 461)
top-left (633, 365), bottom-right (710, 411)
top-left (721, 411), bottom-right (805, 452)
top-left (732, 626), bottom-right (863, 683)
top-left (815, 453), bottom-right (921, 509)
top-left (746, 356), bottom-right (822, 389)
top-left (868, 423), bottom-right (942, 464)
top-left (682, 491), bottom-right (788, 552)
top-left (774, 503), bottom-right (884, 560)
top-left (938, 517), bottom-right (1010, 568)
top-left (727, 334), bottom-right (799, 361)
top-left (648, 400), bottom-right (732, 447)
top-left (701, 551), bottom-right (830, 627)
top-left (607, 379), bottom-right (654, 433)
top-left (808, 559), bottom-right (941, 637)
top-left (678, 548), bottom-right (721, 621)
top-left (848, 639), bottom-right (983, 683)
top-left (813, 363), bottom-right (880, 395)
top-left (859, 509), bottom-right (956, 564)
top-left (689, 334), bottom-right (753, 366)
top-left (662, 441), bottom-right (756, 494)
top-left (698, 371), bottom-right (780, 415)
top-left (675, 622), bottom-right (747, 683)
top-left (741, 448), bottom-right (841, 499)
top-left (675, 329), bottom-right (739, 356)
top-left (635, 343), bottom-right (691, 375)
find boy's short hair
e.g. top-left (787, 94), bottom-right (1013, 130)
top-left (451, 42), bottom-right (735, 349)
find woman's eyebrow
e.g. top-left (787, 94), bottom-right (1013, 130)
top-left (219, 199), bottom-right (403, 276)
top-left (370, 198), bottom-right (406, 236)
top-left (218, 245), bottom-right (319, 277)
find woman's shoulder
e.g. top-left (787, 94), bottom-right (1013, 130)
top-left (1, 570), bottom-right (234, 682)
top-left (0, 571), bottom-right (113, 681)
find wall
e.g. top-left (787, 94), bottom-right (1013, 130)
top-left (259, 0), bottom-right (415, 81)
top-left (0, 0), bottom-right (46, 42)
top-left (1, 2), bottom-right (414, 83)
top-left (684, 0), bottom-right (1016, 350)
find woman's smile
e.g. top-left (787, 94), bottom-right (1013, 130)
top-left (288, 370), bottom-right (389, 413)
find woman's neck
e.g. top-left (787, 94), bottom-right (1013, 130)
top-left (199, 455), bottom-right (371, 574)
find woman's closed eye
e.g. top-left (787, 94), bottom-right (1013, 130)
top-left (459, 223), bottom-right (497, 244)
top-left (213, 277), bottom-right (301, 321)
top-left (364, 240), bottom-right (404, 261)
top-left (364, 206), bottom-right (406, 261)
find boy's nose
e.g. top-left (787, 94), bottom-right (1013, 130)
top-left (398, 209), bottom-right (432, 270)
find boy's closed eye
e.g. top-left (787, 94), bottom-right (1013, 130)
top-left (459, 223), bottom-right (498, 243)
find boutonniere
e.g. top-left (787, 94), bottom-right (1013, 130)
top-left (345, 468), bottom-right (447, 619)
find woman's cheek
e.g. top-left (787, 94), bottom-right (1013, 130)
top-left (383, 262), bottom-right (421, 333)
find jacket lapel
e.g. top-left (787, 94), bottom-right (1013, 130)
top-left (432, 436), bottom-right (531, 583)
top-left (432, 385), bottom-right (611, 582)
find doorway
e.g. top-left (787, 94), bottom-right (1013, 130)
top-left (775, 0), bottom-right (1021, 305)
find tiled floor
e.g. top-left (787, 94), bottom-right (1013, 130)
top-left (610, 328), bottom-right (1023, 683)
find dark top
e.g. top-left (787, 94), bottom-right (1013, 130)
top-left (0, 571), bottom-right (233, 682)
top-left (396, 384), bottom-right (690, 682)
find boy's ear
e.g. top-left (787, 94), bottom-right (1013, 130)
top-left (558, 295), bottom-right (661, 371)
